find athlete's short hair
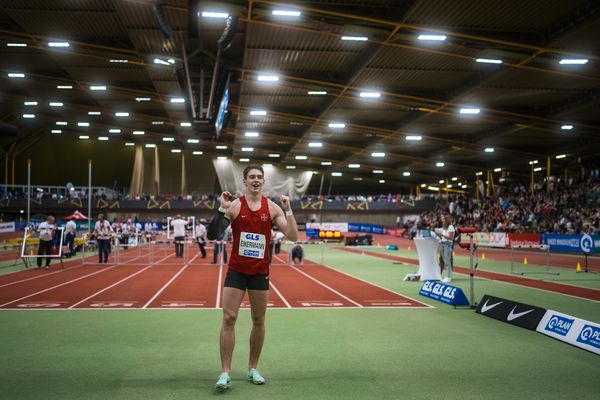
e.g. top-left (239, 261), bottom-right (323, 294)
top-left (243, 164), bottom-right (264, 179)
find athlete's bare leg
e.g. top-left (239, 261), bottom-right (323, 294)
top-left (220, 287), bottom-right (245, 372)
top-left (247, 289), bottom-right (268, 369)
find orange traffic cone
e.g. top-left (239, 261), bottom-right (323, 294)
top-left (576, 262), bottom-right (582, 272)
top-left (523, 257), bottom-right (528, 265)
top-left (481, 253), bottom-right (486, 260)
top-left (407, 245), bottom-right (411, 251)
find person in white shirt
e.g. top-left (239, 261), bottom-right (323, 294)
top-left (212, 225), bottom-right (231, 264)
top-left (120, 219), bottom-right (134, 250)
top-left (37, 215), bottom-right (56, 268)
top-left (171, 215), bottom-right (190, 258)
top-left (435, 213), bottom-right (456, 283)
top-left (64, 217), bottom-right (77, 258)
top-left (94, 214), bottom-right (114, 263)
top-left (195, 219), bottom-right (208, 258)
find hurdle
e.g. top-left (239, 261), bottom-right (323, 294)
top-left (457, 227), bottom-right (478, 309)
top-left (510, 244), bottom-right (559, 275)
top-left (20, 227), bottom-right (66, 269)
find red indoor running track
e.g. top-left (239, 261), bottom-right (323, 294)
top-left (0, 250), bottom-right (429, 310)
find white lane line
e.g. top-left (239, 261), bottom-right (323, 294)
top-left (0, 265), bottom-right (86, 288)
top-left (142, 253), bottom-right (199, 308)
top-left (275, 256), bottom-right (362, 308)
top-left (269, 281), bottom-right (292, 308)
top-left (68, 253), bottom-right (178, 309)
top-left (0, 266), bottom-right (118, 307)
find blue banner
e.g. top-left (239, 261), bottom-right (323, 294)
top-left (419, 281), bottom-right (470, 306)
top-left (541, 234), bottom-right (600, 255)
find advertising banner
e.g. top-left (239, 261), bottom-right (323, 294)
top-left (476, 294), bottom-right (546, 330)
top-left (0, 221), bottom-right (15, 233)
top-left (542, 234), bottom-right (600, 255)
top-left (489, 232), bottom-right (508, 248)
top-left (475, 232), bottom-right (491, 247)
top-left (508, 233), bottom-right (541, 248)
top-left (419, 281), bottom-right (470, 307)
top-left (537, 310), bottom-right (600, 355)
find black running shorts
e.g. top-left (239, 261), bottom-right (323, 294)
top-left (224, 268), bottom-right (269, 291)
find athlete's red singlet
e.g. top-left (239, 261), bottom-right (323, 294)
top-left (229, 196), bottom-right (272, 275)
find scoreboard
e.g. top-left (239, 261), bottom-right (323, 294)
top-left (318, 230), bottom-right (342, 239)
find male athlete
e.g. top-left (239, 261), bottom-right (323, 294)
top-left (208, 164), bottom-right (298, 392)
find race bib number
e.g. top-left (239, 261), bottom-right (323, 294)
top-left (239, 231), bottom-right (266, 259)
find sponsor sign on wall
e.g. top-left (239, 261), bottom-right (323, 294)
top-left (542, 234), bottom-right (600, 255)
top-left (0, 221), bottom-right (15, 233)
top-left (537, 310), bottom-right (600, 355)
top-left (419, 281), bottom-right (470, 307)
top-left (489, 232), bottom-right (508, 248)
top-left (475, 232), bottom-right (491, 247)
top-left (476, 294), bottom-right (546, 330)
top-left (508, 233), bottom-right (541, 248)
top-left (306, 222), bottom-right (349, 232)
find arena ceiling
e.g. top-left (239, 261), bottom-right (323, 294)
top-left (1, 0), bottom-right (599, 193)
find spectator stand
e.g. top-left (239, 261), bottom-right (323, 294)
top-left (510, 244), bottom-right (559, 276)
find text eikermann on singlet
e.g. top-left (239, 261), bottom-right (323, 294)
top-left (240, 240), bottom-right (265, 249)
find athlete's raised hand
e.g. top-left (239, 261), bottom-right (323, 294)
top-left (279, 195), bottom-right (291, 211)
top-left (219, 191), bottom-right (233, 209)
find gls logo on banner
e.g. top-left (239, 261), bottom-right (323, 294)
top-left (576, 325), bottom-right (600, 349)
top-left (544, 315), bottom-right (574, 336)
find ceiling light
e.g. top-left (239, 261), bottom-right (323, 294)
top-left (187, 138), bottom-right (199, 144)
top-left (420, 184), bottom-right (426, 188)
top-left (217, 156), bottom-right (227, 160)
top-left (48, 41), bottom-right (70, 47)
top-left (447, 184), bottom-right (453, 188)
top-left (125, 142), bottom-right (135, 146)
top-left (257, 74), bottom-right (279, 82)
top-left (331, 172), bottom-right (343, 177)
top-left (162, 137), bottom-right (175, 142)
top-left (348, 164), bottom-right (360, 168)
top-left (133, 130), bottom-right (145, 135)
top-left (145, 144), bottom-right (156, 148)
top-left (250, 110), bottom-right (267, 116)
top-left (353, 177), bottom-right (363, 181)
top-left (90, 85), bottom-right (106, 91)
top-left (321, 161), bottom-right (332, 166)
top-left (439, 180), bottom-right (445, 184)
top-left (286, 165), bottom-right (297, 169)
top-left (167, 59), bottom-right (175, 64)
top-left (240, 158), bottom-right (250, 162)
top-left (475, 58), bottom-right (502, 64)
top-left (241, 147), bottom-right (254, 152)
top-left (22, 114), bottom-right (35, 118)
top-left (308, 91), bottom-right (327, 95)
top-left (485, 147), bottom-right (495, 153)
top-left (451, 177), bottom-right (458, 181)
top-left (200, 11), bottom-right (230, 18)
top-left (494, 168), bottom-right (502, 172)
top-left (49, 102), bottom-right (63, 107)
top-left (115, 112), bottom-right (129, 117)
top-left (272, 9), bottom-right (301, 17)
top-left (216, 145), bottom-right (227, 149)
top-left (371, 152), bottom-right (385, 157)
top-left (428, 186), bottom-right (440, 191)
top-left (559, 59), bottom-right (588, 65)
top-left (341, 36), bottom-right (368, 41)
top-left (152, 121), bottom-right (164, 125)
top-left (459, 107), bottom-right (480, 114)
top-left (533, 167), bottom-right (542, 172)
top-left (7, 43), bottom-right (27, 47)
top-left (309, 142), bottom-right (323, 148)
top-left (109, 129), bottom-right (121, 134)
top-left (476, 171), bottom-right (483, 176)
top-left (180, 122), bottom-right (192, 127)
top-left (170, 97), bottom-right (185, 103)
top-left (136, 97), bottom-right (151, 102)
top-left (77, 122), bottom-right (90, 127)
top-left (269, 154), bottom-right (280, 158)
top-left (561, 124), bottom-right (573, 130)
top-left (328, 122), bottom-right (345, 128)
top-left (436, 162), bottom-right (445, 167)
top-left (171, 149), bottom-right (182, 153)
top-left (56, 121), bottom-right (67, 126)
top-left (57, 85), bottom-right (72, 89)
top-left (417, 34), bottom-right (446, 41)
top-left (109, 59), bottom-right (128, 63)
top-left (403, 171), bottom-right (411, 176)
top-left (88, 111), bottom-right (101, 115)
top-left (8, 73), bottom-right (25, 78)
top-left (153, 58), bottom-right (170, 65)
top-left (98, 136), bottom-right (109, 141)
top-left (556, 154), bottom-right (567, 159)
top-left (379, 180), bottom-right (385, 183)
top-left (529, 160), bottom-right (538, 165)
top-left (78, 135), bottom-right (89, 140)
top-left (51, 129), bottom-right (61, 134)
top-left (295, 155), bottom-right (307, 160)
top-left (406, 135), bottom-right (422, 141)
top-left (24, 101), bottom-right (38, 106)
top-left (245, 131), bottom-right (260, 137)
top-left (193, 151), bottom-right (203, 155)
top-left (373, 170), bottom-right (384, 174)
top-left (359, 91), bottom-right (381, 98)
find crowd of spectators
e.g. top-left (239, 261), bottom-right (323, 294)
top-left (416, 173), bottom-right (600, 235)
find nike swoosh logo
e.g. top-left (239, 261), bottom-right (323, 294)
top-left (507, 306), bottom-right (534, 322)
top-left (480, 300), bottom-right (503, 313)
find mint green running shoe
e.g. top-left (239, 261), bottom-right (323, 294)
top-left (215, 372), bottom-right (231, 392)
top-left (247, 368), bottom-right (265, 385)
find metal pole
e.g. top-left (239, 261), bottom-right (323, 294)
top-left (26, 159), bottom-right (31, 227)
top-left (88, 160), bottom-right (92, 234)
top-left (469, 234), bottom-right (475, 307)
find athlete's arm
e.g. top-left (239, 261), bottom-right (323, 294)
top-left (272, 196), bottom-right (298, 242)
